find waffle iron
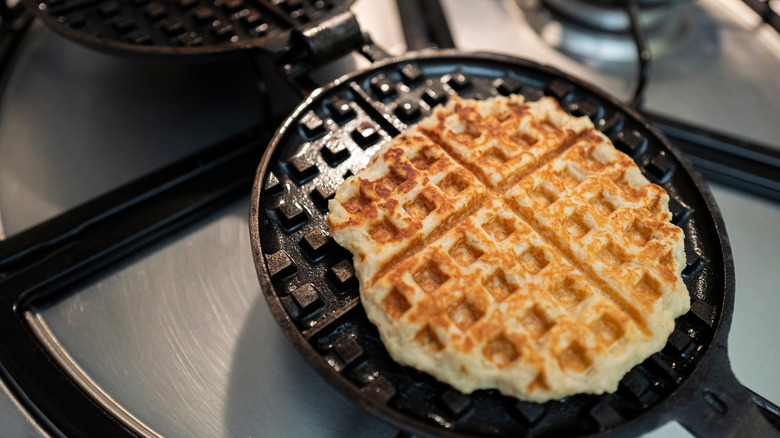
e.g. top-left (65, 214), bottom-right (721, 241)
top-left (248, 48), bottom-right (780, 437)
top-left (11, 0), bottom-right (780, 435)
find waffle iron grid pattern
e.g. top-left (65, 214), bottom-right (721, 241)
top-left (34, 0), bottom-right (347, 49)
top-left (255, 56), bottom-right (722, 437)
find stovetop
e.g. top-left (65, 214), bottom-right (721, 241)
top-left (0, 0), bottom-right (778, 436)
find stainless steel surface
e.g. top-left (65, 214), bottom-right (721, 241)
top-left (519, 0), bottom-right (692, 61)
top-left (30, 200), bottom-right (397, 437)
top-left (0, 22), bottom-right (262, 236)
top-left (0, 375), bottom-right (50, 437)
top-left (0, 0), bottom-right (778, 436)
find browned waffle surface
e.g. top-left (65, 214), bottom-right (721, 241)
top-left (327, 95), bottom-right (690, 402)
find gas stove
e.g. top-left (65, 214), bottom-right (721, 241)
top-left (0, 0), bottom-right (778, 437)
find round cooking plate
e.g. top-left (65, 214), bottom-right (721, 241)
top-left (25, 0), bottom-right (355, 58)
top-left (249, 51), bottom-right (731, 437)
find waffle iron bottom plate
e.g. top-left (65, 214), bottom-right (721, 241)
top-left (249, 51), bottom-right (731, 437)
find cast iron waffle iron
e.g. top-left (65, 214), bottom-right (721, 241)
top-left (249, 51), bottom-right (780, 437)
top-left (25, 0), bottom-right (356, 59)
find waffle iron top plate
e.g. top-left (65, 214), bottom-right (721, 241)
top-left (25, 0), bottom-right (356, 58)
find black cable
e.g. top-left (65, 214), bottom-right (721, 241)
top-left (627, 0), bottom-right (651, 110)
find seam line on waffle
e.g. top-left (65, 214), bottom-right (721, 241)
top-left (417, 128), bottom-right (495, 189)
top-left (370, 193), bottom-right (491, 285)
top-left (496, 132), bottom-right (585, 192)
top-left (414, 124), bottom-right (653, 332)
top-left (503, 179), bottom-right (651, 335)
top-left (418, 126), bottom-right (588, 193)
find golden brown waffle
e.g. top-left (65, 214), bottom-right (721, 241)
top-left (327, 95), bottom-right (689, 402)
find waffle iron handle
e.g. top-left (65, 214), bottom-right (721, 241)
top-left (673, 351), bottom-right (780, 437)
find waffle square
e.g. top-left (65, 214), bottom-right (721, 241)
top-left (328, 95), bottom-right (689, 402)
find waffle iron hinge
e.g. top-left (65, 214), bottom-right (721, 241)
top-left (251, 9), bottom-right (388, 123)
top-left (290, 10), bottom-right (365, 72)
top-left (254, 10), bottom-right (368, 83)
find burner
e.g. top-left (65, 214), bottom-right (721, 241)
top-left (516, 0), bottom-right (693, 61)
